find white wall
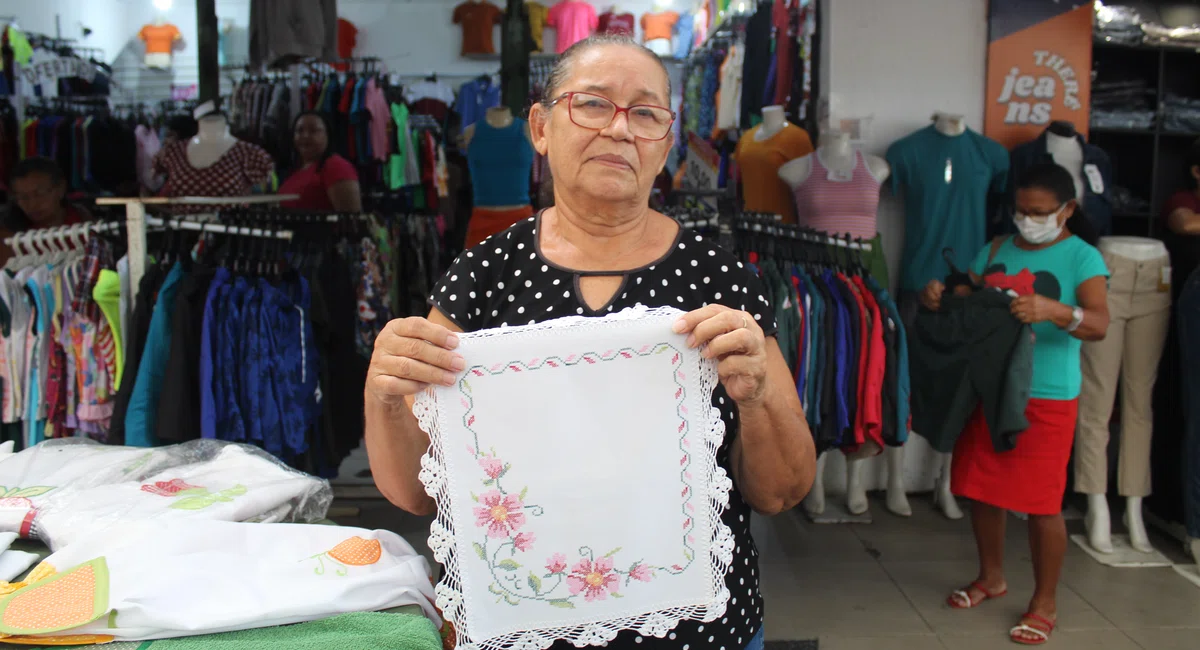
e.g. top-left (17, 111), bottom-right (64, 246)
top-left (818, 0), bottom-right (990, 497)
top-left (0, 0), bottom-right (689, 100)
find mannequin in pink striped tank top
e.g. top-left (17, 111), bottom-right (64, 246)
top-left (777, 131), bottom-right (919, 522)
top-left (778, 130), bottom-right (890, 239)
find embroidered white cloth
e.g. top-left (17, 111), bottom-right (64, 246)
top-left (0, 520), bottom-right (439, 641)
top-left (415, 306), bottom-right (733, 650)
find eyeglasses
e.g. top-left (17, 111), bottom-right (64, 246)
top-left (1015, 203), bottom-right (1067, 223)
top-left (549, 92), bottom-right (676, 141)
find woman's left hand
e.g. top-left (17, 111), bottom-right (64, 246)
top-left (1010, 293), bottom-right (1067, 324)
top-left (673, 305), bottom-right (768, 404)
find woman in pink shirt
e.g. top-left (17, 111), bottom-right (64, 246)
top-left (279, 112), bottom-right (363, 212)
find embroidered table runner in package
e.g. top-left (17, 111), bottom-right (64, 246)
top-left (415, 306), bottom-right (734, 649)
top-left (0, 520), bottom-right (439, 643)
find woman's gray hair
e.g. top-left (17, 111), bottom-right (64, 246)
top-left (539, 34), bottom-right (672, 106)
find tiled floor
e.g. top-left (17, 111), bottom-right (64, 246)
top-left (336, 493), bottom-right (1200, 649)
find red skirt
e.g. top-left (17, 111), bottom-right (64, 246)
top-left (950, 398), bottom-right (1078, 516)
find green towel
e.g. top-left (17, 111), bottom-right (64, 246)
top-left (133, 612), bottom-right (442, 650)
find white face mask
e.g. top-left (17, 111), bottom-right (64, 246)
top-left (1013, 204), bottom-right (1066, 244)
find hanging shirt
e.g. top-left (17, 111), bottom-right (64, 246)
top-left (455, 78), bottom-right (502, 129)
top-left (526, 1), bottom-right (550, 50)
top-left (640, 11), bottom-right (679, 41)
top-left (453, 1), bottom-right (504, 55)
top-left (598, 12), bottom-right (635, 35)
top-left (125, 261), bottom-right (186, 447)
top-left (138, 23), bottom-right (182, 54)
top-left (546, 0), bottom-right (598, 53)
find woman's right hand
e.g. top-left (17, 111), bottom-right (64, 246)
top-left (920, 279), bottom-right (946, 312)
top-left (367, 317), bottom-right (465, 405)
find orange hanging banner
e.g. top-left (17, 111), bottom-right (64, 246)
top-left (984, 2), bottom-right (1094, 150)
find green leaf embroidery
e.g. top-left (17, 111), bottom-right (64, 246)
top-left (611, 592), bottom-right (624, 599)
top-left (504, 594), bottom-right (521, 606)
top-left (12, 486), bottom-right (53, 498)
top-left (497, 559), bottom-right (522, 571)
top-left (483, 479), bottom-right (495, 487)
top-left (473, 542), bottom-right (487, 560)
top-left (603, 547), bottom-right (622, 558)
top-left (527, 572), bottom-right (543, 592)
top-left (500, 464), bottom-right (511, 478)
top-left (519, 486), bottom-right (528, 501)
top-left (684, 550), bottom-right (693, 561)
top-left (221, 485), bottom-right (248, 497)
top-left (174, 488), bottom-right (210, 497)
top-left (461, 379), bottom-right (472, 393)
top-left (548, 599), bottom-right (575, 609)
top-left (169, 496), bottom-right (214, 510)
top-left (0, 487), bottom-right (15, 497)
top-left (487, 583), bottom-right (503, 595)
top-left (470, 491), bottom-right (479, 502)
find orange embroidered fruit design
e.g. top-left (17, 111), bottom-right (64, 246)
top-left (0, 558), bottom-right (109, 636)
top-left (327, 537), bottom-right (382, 566)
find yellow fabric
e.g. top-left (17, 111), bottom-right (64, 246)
top-left (5, 26), bottom-right (33, 67)
top-left (526, 2), bottom-right (549, 51)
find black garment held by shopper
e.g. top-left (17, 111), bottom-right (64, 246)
top-left (430, 216), bottom-right (771, 650)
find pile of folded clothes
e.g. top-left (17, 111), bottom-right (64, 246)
top-left (1162, 94), bottom-right (1200, 133)
top-left (1095, 4), bottom-right (1144, 45)
top-left (1091, 79), bottom-right (1157, 130)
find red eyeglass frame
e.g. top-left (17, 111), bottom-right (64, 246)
top-left (549, 92), bottom-right (678, 141)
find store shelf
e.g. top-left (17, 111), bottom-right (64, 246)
top-left (1090, 126), bottom-right (1156, 136)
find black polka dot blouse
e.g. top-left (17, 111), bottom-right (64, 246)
top-left (429, 214), bottom-right (777, 650)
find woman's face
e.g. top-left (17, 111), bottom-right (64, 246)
top-left (294, 115), bottom-right (328, 163)
top-left (12, 172), bottom-right (66, 227)
top-left (1015, 187), bottom-right (1073, 227)
top-left (530, 45), bottom-right (674, 208)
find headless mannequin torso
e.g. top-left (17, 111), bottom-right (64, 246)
top-left (754, 105), bottom-right (788, 141)
top-left (1046, 131), bottom-right (1085, 201)
top-left (462, 106), bottom-right (535, 212)
top-left (187, 114), bottom-right (239, 169)
top-left (777, 130), bottom-right (891, 187)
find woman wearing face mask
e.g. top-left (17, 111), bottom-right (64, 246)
top-left (920, 162), bottom-right (1109, 646)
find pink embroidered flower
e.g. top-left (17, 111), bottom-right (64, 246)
top-left (140, 479), bottom-right (201, 496)
top-left (629, 563), bottom-right (654, 582)
top-left (546, 553), bottom-right (568, 574)
top-left (473, 490), bottom-right (527, 538)
top-left (478, 456), bottom-right (505, 479)
top-left (567, 557), bottom-right (620, 601)
top-left (513, 532), bottom-right (536, 552)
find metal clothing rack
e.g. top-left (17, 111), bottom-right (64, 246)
top-left (94, 195), bottom-right (299, 303)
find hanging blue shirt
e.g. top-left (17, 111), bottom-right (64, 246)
top-left (199, 267), bottom-right (231, 439)
top-left (455, 78), bottom-right (502, 129)
top-left (125, 261), bottom-right (186, 447)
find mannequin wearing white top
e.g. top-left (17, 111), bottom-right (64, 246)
top-left (777, 130), bottom-right (912, 519)
top-left (1046, 129), bottom-right (1086, 201)
top-left (1083, 236), bottom-right (1170, 555)
top-left (755, 105), bottom-right (789, 141)
top-left (778, 130), bottom-right (890, 187)
top-left (188, 113), bottom-right (239, 169)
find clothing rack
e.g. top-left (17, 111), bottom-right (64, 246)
top-left (146, 216), bottom-right (294, 241)
top-left (2, 221), bottom-right (122, 269)
top-left (733, 213), bottom-right (874, 252)
top-left (94, 195), bottom-right (299, 304)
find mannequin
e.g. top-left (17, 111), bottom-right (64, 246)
top-left (1046, 123), bottom-right (1086, 201)
top-left (464, 106), bottom-right (536, 248)
top-left (1078, 236), bottom-right (1171, 554)
top-left (641, 3), bottom-right (679, 56)
top-left (188, 112), bottom-right (239, 169)
top-left (933, 111), bottom-right (967, 136)
top-left (777, 130), bottom-right (889, 187)
top-left (155, 101), bottom-right (274, 199)
top-left (732, 105), bottom-right (812, 223)
top-left (755, 105), bottom-right (787, 141)
top-left (139, 16), bottom-right (182, 70)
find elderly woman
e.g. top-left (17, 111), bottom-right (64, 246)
top-left (365, 35), bottom-right (816, 650)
